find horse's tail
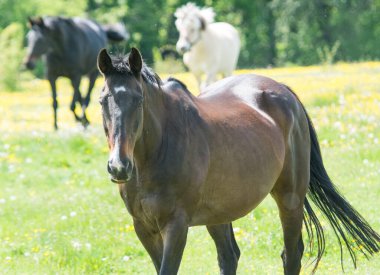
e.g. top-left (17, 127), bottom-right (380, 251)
top-left (301, 103), bottom-right (380, 271)
top-left (102, 23), bottom-right (129, 42)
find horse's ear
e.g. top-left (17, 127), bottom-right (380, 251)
top-left (129, 47), bottom-right (142, 74)
top-left (28, 17), bottom-right (45, 28)
top-left (27, 17), bottom-right (34, 27)
top-left (98, 48), bottom-right (113, 75)
top-left (36, 17), bottom-right (44, 27)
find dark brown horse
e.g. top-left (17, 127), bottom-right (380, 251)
top-left (97, 48), bottom-right (379, 275)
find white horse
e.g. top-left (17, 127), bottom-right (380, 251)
top-left (175, 3), bottom-right (240, 91)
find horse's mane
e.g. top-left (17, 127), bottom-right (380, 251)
top-left (110, 54), bottom-right (162, 87)
top-left (165, 77), bottom-right (193, 96)
top-left (174, 3), bottom-right (215, 24)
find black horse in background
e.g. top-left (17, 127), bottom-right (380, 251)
top-left (24, 16), bottom-right (128, 129)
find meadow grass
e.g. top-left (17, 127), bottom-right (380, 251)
top-left (1, 62), bottom-right (379, 274)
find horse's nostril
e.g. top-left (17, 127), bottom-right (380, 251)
top-left (25, 61), bottom-right (35, 70)
top-left (107, 161), bottom-right (112, 174)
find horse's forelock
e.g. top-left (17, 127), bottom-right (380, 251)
top-left (174, 3), bottom-right (198, 20)
top-left (175, 3), bottom-right (215, 28)
top-left (111, 55), bottom-right (131, 74)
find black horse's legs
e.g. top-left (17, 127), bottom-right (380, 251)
top-left (70, 77), bottom-right (89, 127)
top-left (48, 77), bottom-right (58, 130)
top-left (159, 213), bottom-right (188, 275)
top-left (84, 71), bottom-right (98, 108)
top-left (133, 220), bottom-right (163, 273)
top-left (70, 77), bottom-right (83, 121)
top-left (207, 223), bottom-right (240, 275)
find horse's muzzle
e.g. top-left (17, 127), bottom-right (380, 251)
top-left (24, 60), bottom-right (36, 70)
top-left (23, 55), bottom-right (38, 70)
top-left (176, 42), bottom-right (191, 54)
top-left (177, 46), bottom-right (191, 54)
top-left (107, 158), bottom-right (133, 184)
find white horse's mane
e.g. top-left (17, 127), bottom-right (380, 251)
top-left (174, 2), bottom-right (215, 24)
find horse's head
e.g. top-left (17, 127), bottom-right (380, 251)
top-left (174, 3), bottom-right (215, 53)
top-left (97, 48), bottom-right (144, 184)
top-left (24, 17), bottom-right (52, 70)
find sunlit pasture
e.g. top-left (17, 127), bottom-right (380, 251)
top-left (1, 62), bottom-right (379, 274)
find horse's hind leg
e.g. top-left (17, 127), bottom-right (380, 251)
top-left (84, 71), bottom-right (98, 108)
top-left (70, 77), bottom-right (83, 121)
top-left (271, 147), bottom-right (309, 274)
top-left (70, 77), bottom-right (89, 127)
top-left (274, 198), bottom-right (304, 275)
top-left (207, 223), bottom-right (240, 275)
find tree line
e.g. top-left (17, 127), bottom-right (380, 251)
top-left (1, 0), bottom-right (379, 68)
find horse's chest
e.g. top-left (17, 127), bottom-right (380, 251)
top-left (126, 189), bottom-right (176, 226)
top-left (141, 194), bottom-right (175, 219)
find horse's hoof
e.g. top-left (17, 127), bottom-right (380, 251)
top-left (81, 119), bottom-right (90, 129)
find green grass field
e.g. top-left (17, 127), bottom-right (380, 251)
top-left (1, 62), bottom-right (380, 274)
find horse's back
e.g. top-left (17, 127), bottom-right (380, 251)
top-left (210, 22), bottom-right (239, 45)
top-left (208, 22), bottom-right (240, 71)
top-left (70, 18), bottom-right (107, 55)
top-left (199, 74), bottom-right (301, 123)
top-left (45, 16), bottom-right (107, 76)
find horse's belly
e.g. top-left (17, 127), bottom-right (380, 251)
top-left (190, 158), bottom-right (283, 225)
top-left (189, 182), bottom-right (272, 226)
top-left (189, 121), bottom-right (285, 226)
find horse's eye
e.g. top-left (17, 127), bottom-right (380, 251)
top-left (99, 96), bottom-right (108, 105)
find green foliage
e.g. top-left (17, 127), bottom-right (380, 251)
top-left (0, 23), bottom-right (24, 91)
top-left (317, 41), bottom-right (341, 65)
top-left (0, 0), bottom-right (380, 75)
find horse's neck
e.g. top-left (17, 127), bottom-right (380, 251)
top-left (134, 83), bottom-right (166, 166)
top-left (191, 27), bottom-right (215, 54)
top-left (134, 82), bottom-right (200, 168)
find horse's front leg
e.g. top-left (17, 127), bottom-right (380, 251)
top-left (207, 223), bottom-right (240, 275)
top-left (133, 219), bottom-right (163, 273)
top-left (48, 76), bottom-right (58, 130)
top-left (158, 211), bottom-right (189, 275)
